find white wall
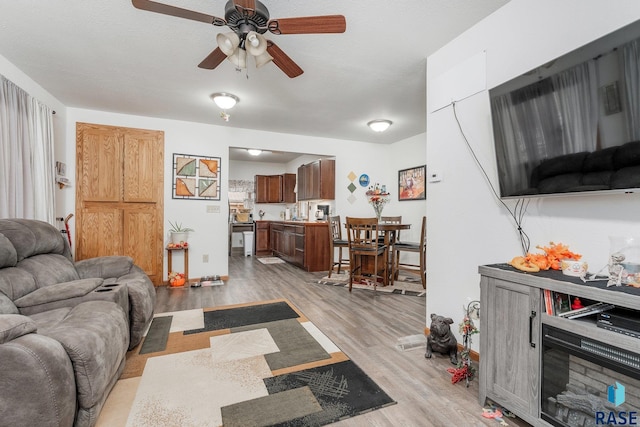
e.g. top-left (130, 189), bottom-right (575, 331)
top-left (386, 134), bottom-right (427, 244)
top-left (426, 0), bottom-right (640, 351)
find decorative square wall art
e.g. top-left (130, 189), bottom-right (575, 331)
top-left (173, 153), bottom-right (221, 200)
top-left (398, 165), bottom-right (426, 201)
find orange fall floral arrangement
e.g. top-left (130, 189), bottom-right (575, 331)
top-left (509, 242), bottom-right (582, 273)
top-left (168, 271), bottom-right (186, 287)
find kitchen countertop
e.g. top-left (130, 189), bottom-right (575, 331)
top-left (255, 219), bottom-right (328, 225)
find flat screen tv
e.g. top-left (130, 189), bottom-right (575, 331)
top-left (489, 19), bottom-right (640, 199)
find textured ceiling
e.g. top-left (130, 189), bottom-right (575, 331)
top-left (0, 0), bottom-right (509, 145)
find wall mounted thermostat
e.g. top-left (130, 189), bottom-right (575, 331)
top-left (428, 171), bottom-right (443, 183)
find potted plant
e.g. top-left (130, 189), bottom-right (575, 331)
top-left (168, 221), bottom-right (194, 245)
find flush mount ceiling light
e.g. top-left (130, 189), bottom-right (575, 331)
top-left (211, 92), bottom-right (239, 110)
top-left (247, 149), bottom-right (263, 156)
top-left (367, 119), bottom-right (393, 132)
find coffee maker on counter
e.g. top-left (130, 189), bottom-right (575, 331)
top-left (315, 204), bottom-right (330, 220)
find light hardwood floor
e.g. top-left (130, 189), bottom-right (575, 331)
top-left (154, 255), bottom-right (531, 427)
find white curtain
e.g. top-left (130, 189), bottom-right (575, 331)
top-left (622, 37), bottom-right (640, 141)
top-left (0, 76), bottom-right (55, 223)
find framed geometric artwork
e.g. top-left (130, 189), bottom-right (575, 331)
top-left (172, 153), bottom-right (221, 200)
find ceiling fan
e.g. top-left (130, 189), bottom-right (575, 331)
top-left (131, 0), bottom-right (346, 78)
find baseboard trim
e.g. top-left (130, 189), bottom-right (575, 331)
top-left (162, 276), bottom-right (230, 287)
top-left (424, 326), bottom-right (479, 362)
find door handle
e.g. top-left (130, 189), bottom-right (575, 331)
top-left (529, 310), bottom-right (537, 348)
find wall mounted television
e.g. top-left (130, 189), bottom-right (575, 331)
top-left (489, 19), bottom-right (640, 199)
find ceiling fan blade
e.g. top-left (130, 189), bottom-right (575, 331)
top-left (132, 0), bottom-right (226, 26)
top-left (266, 41), bottom-right (303, 78)
top-left (198, 47), bottom-right (227, 70)
top-left (233, 0), bottom-right (256, 16)
top-left (268, 15), bottom-right (346, 35)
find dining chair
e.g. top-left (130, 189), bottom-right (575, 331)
top-left (394, 216), bottom-right (426, 289)
top-left (327, 215), bottom-right (349, 277)
top-left (380, 216), bottom-right (402, 241)
top-left (379, 216), bottom-right (402, 285)
top-left (345, 217), bottom-right (389, 292)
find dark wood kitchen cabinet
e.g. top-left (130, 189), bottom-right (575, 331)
top-left (255, 174), bottom-right (296, 203)
top-left (268, 221), bottom-right (329, 272)
top-left (282, 173), bottom-right (296, 203)
top-left (297, 159), bottom-right (335, 201)
top-left (255, 221), bottom-right (271, 256)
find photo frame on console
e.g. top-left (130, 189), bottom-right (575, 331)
top-left (172, 153), bottom-right (221, 200)
top-left (398, 165), bottom-right (426, 201)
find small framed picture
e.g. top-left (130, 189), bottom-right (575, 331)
top-left (554, 293), bottom-right (571, 315)
top-left (55, 161), bottom-right (66, 177)
top-left (398, 165), bottom-right (426, 201)
top-left (602, 81), bottom-right (622, 115)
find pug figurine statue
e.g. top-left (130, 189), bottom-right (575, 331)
top-left (425, 313), bottom-right (458, 365)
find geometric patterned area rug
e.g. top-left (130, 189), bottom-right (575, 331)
top-left (312, 272), bottom-right (426, 297)
top-left (96, 299), bottom-right (396, 427)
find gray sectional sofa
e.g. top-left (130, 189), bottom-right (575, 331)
top-left (0, 219), bottom-right (156, 427)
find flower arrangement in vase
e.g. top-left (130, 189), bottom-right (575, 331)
top-left (365, 183), bottom-right (390, 220)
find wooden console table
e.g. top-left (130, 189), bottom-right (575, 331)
top-left (166, 247), bottom-right (188, 282)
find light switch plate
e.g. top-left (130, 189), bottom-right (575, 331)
top-left (206, 205), bottom-right (220, 213)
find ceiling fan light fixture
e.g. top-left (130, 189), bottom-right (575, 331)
top-left (226, 48), bottom-right (247, 69)
top-left (216, 32), bottom-right (240, 56)
top-left (247, 149), bottom-right (263, 156)
top-left (133, 1), bottom-right (347, 78)
top-left (367, 119), bottom-right (393, 132)
top-left (246, 31), bottom-right (268, 56)
top-left (211, 92), bottom-right (239, 110)
top-left (254, 50), bottom-right (273, 68)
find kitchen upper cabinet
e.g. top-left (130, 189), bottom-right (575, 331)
top-left (255, 174), bottom-right (296, 203)
top-left (297, 159), bottom-right (335, 201)
top-left (282, 173), bottom-right (296, 203)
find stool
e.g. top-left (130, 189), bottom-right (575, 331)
top-left (167, 247), bottom-right (189, 284)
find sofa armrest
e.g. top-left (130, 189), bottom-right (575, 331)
top-left (0, 327), bottom-right (76, 426)
top-left (14, 278), bottom-right (104, 316)
top-left (75, 256), bottom-right (134, 279)
top-left (0, 314), bottom-right (37, 344)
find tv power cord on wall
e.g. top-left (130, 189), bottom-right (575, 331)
top-left (451, 101), bottom-right (531, 255)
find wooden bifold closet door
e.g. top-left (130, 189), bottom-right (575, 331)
top-left (76, 122), bottom-right (164, 285)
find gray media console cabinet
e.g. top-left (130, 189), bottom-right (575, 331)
top-left (478, 264), bottom-right (640, 426)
